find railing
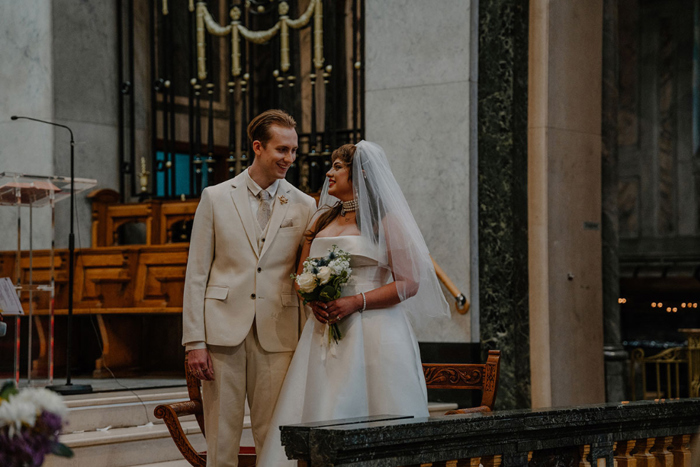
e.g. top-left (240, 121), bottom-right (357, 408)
top-left (431, 257), bottom-right (470, 314)
top-left (280, 399), bottom-right (700, 467)
top-left (630, 347), bottom-right (688, 400)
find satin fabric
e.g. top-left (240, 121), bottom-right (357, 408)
top-left (258, 235), bottom-right (429, 467)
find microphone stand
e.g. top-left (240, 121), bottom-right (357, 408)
top-left (11, 116), bottom-right (92, 395)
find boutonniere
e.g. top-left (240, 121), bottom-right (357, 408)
top-left (279, 195), bottom-right (288, 204)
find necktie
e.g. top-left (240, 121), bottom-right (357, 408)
top-left (257, 190), bottom-right (272, 230)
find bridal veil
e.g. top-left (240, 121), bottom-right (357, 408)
top-left (318, 140), bottom-right (451, 322)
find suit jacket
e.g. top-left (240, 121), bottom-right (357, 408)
top-left (182, 172), bottom-right (317, 352)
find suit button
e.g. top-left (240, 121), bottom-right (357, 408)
top-left (257, 267), bottom-right (262, 272)
top-left (251, 293), bottom-right (256, 299)
top-left (261, 238), bottom-right (266, 242)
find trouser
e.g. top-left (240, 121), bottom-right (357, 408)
top-left (202, 321), bottom-right (294, 467)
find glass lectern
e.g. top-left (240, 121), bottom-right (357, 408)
top-left (0, 172), bottom-right (96, 386)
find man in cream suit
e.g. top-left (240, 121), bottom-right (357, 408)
top-left (182, 110), bottom-right (316, 466)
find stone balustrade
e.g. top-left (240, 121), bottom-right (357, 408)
top-left (280, 399), bottom-right (700, 467)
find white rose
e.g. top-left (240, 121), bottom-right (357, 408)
top-left (296, 272), bottom-right (317, 294)
top-left (317, 267), bottom-right (332, 285)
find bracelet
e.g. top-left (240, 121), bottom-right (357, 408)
top-left (359, 292), bottom-right (367, 313)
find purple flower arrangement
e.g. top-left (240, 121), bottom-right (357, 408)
top-left (0, 381), bottom-right (73, 467)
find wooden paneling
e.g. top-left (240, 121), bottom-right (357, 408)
top-left (90, 188), bottom-right (199, 247)
top-left (0, 244), bottom-right (189, 377)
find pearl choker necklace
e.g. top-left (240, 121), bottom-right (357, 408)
top-left (340, 199), bottom-right (358, 216)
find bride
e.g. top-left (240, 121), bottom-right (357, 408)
top-left (257, 141), bottom-right (450, 466)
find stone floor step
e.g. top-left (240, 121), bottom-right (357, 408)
top-left (47, 420), bottom-right (255, 467)
top-left (45, 421), bottom-right (206, 467)
top-left (63, 391), bottom-right (192, 433)
top-left (61, 386), bottom-right (253, 433)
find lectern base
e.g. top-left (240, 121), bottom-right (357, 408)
top-left (47, 383), bottom-right (93, 395)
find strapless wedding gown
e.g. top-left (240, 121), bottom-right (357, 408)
top-left (257, 235), bottom-right (429, 467)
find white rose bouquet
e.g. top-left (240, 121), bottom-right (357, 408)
top-left (0, 381), bottom-right (73, 466)
top-left (292, 245), bottom-right (352, 344)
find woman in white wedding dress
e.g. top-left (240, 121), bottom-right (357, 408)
top-left (258, 141), bottom-right (450, 467)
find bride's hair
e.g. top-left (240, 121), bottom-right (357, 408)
top-left (305, 144), bottom-right (356, 239)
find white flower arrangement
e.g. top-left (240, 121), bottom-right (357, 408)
top-left (291, 245), bottom-right (352, 343)
top-left (0, 381), bottom-right (73, 466)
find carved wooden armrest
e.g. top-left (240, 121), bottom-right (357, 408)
top-left (167, 400), bottom-right (203, 417)
top-left (154, 401), bottom-right (206, 467)
top-left (445, 406), bottom-right (491, 415)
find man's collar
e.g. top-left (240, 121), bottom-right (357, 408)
top-left (245, 168), bottom-right (280, 197)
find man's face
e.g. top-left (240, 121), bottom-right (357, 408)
top-left (253, 125), bottom-right (298, 180)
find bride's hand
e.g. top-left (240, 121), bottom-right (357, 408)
top-left (326, 295), bottom-right (363, 323)
top-left (310, 301), bottom-right (330, 324)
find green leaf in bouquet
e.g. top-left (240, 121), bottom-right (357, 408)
top-left (299, 289), bottom-right (319, 304)
top-left (319, 285), bottom-right (341, 302)
top-left (0, 380), bottom-right (18, 401)
top-left (51, 442), bottom-right (75, 458)
top-left (333, 273), bottom-right (347, 287)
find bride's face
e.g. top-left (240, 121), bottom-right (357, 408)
top-left (326, 159), bottom-right (353, 200)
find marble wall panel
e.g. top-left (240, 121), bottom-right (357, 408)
top-left (617, 0), bottom-right (639, 147)
top-left (52, 0), bottom-right (118, 126)
top-left (52, 120), bottom-right (119, 249)
top-left (618, 179), bottom-right (640, 238)
top-left (365, 82), bottom-right (470, 342)
top-left (364, 0), bottom-right (473, 343)
top-left (0, 1), bottom-right (55, 251)
top-left (51, 0), bottom-right (120, 247)
top-left (365, 0), bottom-right (470, 92)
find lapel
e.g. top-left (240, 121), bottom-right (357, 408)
top-left (229, 172), bottom-right (259, 259)
top-left (260, 179), bottom-right (292, 260)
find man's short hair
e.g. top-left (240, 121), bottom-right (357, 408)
top-left (247, 109), bottom-right (296, 148)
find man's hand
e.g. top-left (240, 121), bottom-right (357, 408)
top-left (187, 348), bottom-right (215, 381)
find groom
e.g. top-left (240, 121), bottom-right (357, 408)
top-left (182, 109), bottom-right (316, 466)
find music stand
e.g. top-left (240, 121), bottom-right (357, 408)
top-left (0, 172), bottom-right (96, 389)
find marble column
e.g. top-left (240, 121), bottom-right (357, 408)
top-left (602, 0), bottom-right (628, 402)
top-left (477, 0), bottom-right (531, 410)
top-left (528, 0), bottom-right (606, 408)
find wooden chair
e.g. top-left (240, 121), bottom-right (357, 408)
top-left (154, 350), bottom-right (501, 466)
top-left (424, 349), bottom-right (501, 415)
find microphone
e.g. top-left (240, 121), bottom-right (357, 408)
top-left (11, 115), bottom-right (91, 394)
top-left (11, 115), bottom-right (74, 141)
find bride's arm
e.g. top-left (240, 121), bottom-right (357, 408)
top-left (324, 279), bottom-right (409, 323)
top-left (325, 216), bottom-right (420, 322)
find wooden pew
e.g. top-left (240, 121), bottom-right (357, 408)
top-left (89, 189), bottom-right (199, 247)
top-left (154, 350), bottom-right (502, 467)
top-left (0, 244), bottom-right (188, 377)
